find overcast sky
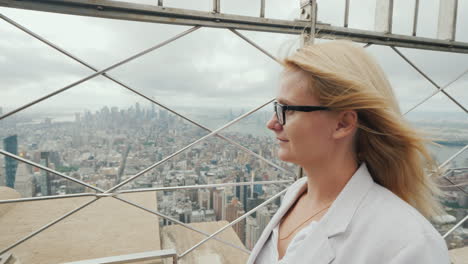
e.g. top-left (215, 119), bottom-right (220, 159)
top-left (0, 0), bottom-right (467, 123)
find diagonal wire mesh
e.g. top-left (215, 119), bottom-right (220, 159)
top-left (0, 0), bottom-right (467, 262)
top-left (0, 14), bottom-right (295, 259)
top-left (0, 11), bottom-right (297, 258)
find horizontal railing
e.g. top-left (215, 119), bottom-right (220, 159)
top-left (62, 249), bottom-right (178, 264)
top-left (0, 1), bottom-right (467, 263)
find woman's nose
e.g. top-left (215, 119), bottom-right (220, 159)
top-left (266, 113), bottom-right (283, 131)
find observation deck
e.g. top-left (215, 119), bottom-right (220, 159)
top-left (0, 0), bottom-right (467, 263)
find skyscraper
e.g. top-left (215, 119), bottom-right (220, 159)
top-left (15, 162), bottom-right (34, 197)
top-left (39, 152), bottom-right (51, 196)
top-left (213, 188), bottom-right (226, 220)
top-left (3, 135), bottom-right (18, 188)
top-left (225, 197), bottom-right (245, 243)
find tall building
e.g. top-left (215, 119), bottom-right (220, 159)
top-left (15, 162), bottom-right (34, 197)
top-left (198, 189), bottom-right (211, 210)
top-left (247, 193), bottom-right (265, 218)
top-left (3, 135), bottom-right (18, 188)
top-left (245, 216), bottom-right (260, 250)
top-left (213, 188), bottom-right (226, 220)
top-left (225, 197), bottom-right (245, 243)
top-left (256, 207), bottom-right (272, 234)
top-left (0, 156), bottom-right (4, 186)
top-left (245, 206), bottom-right (272, 249)
top-left (235, 175), bottom-right (248, 212)
top-left (38, 152), bottom-right (51, 196)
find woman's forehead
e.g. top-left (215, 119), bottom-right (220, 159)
top-left (278, 70), bottom-right (317, 104)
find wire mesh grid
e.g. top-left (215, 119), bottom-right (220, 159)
top-left (0, 0), bottom-right (467, 263)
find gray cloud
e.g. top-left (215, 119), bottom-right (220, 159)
top-left (0, 0), bottom-right (467, 118)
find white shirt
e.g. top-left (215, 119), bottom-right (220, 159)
top-left (256, 220), bottom-right (318, 264)
top-left (247, 163), bottom-right (450, 264)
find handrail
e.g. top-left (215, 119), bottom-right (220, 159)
top-left (62, 249), bottom-right (178, 264)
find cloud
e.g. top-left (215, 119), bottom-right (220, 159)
top-left (0, 0), bottom-right (467, 118)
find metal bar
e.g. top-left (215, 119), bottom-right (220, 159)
top-left (0, 26), bottom-right (200, 120)
top-left (305, 0), bottom-right (318, 44)
top-left (314, 26), bottom-right (468, 54)
top-left (1, 0), bottom-right (468, 53)
top-left (438, 145), bottom-right (467, 169)
top-left (442, 176), bottom-right (468, 195)
top-left (344, 0), bottom-right (350, 27)
top-left (452, 0), bottom-right (458, 41)
top-left (297, 167), bottom-right (303, 181)
top-left (0, 198), bottom-right (99, 255)
top-left (63, 249), bottom-right (177, 264)
top-left (260, 0), bottom-right (265, 18)
top-left (179, 187), bottom-right (287, 258)
top-left (391, 46), bottom-right (468, 114)
top-left (0, 149), bottom-right (104, 193)
top-left (443, 215), bottom-right (467, 238)
top-left (0, 14), bottom-right (294, 180)
top-left (412, 0), bottom-right (419, 36)
top-left (375, 0), bottom-right (393, 33)
top-left (213, 0), bottom-right (220, 13)
top-left (437, 0), bottom-right (458, 41)
top-left (106, 98), bottom-right (274, 193)
top-left (0, 253), bottom-right (12, 264)
top-left (0, 192), bottom-right (97, 204)
top-left (388, 0), bottom-right (394, 33)
top-left (116, 180), bottom-right (293, 194)
top-left (229, 29), bottom-right (282, 65)
top-left (403, 68), bottom-right (468, 115)
top-left (426, 145), bottom-right (468, 196)
top-left (114, 196), bottom-right (250, 254)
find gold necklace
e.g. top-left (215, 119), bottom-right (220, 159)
top-left (278, 203), bottom-right (331, 241)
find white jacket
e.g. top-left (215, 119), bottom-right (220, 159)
top-left (247, 163), bottom-right (450, 264)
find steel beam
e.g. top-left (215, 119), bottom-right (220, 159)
top-left (1, 0), bottom-right (468, 53)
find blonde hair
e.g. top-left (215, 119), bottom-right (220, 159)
top-left (283, 40), bottom-right (443, 219)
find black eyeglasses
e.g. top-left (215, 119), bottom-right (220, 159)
top-left (273, 101), bottom-right (330, 125)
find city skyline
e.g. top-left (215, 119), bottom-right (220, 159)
top-left (1, 1), bottom-right (468, 115)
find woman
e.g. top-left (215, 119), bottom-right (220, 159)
top-left (247, 41), bottom-right (450, 264)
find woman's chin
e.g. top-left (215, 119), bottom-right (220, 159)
top-left (277, 150), bottom-right (294, 163)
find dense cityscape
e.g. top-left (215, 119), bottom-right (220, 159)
top-left (0, 103), bottom-right (466, 252)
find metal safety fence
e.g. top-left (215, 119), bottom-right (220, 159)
top-left (0, 0), bottom-right (467, 263)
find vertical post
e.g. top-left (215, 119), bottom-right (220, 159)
top-left (297, 167), bottom-right (303, 181)
top-left (158, 0), bottom-right (163, 6)
top-left (374, 0), bottom-right (394, 33)
top-left (300, 0), bottom-right (317, 46)
top-left (437, 0), bottom-right (458, 41)
top-left (344, 0), bottom-right (350, 27)
top-left (412, 0), bottom-right (419, 36)
top-left (213, 0), bottom-right (220, 13)
top-left (260, 0), bottom-right (266, 18)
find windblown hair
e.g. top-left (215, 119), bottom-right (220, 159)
top-left (283, 40), bottom-right (443, 219)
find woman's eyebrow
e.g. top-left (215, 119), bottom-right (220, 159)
top-left (277, 98), bottom-right (294, 105)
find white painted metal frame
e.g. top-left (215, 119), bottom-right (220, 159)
top-left (0, 0), bottom-right (467, 262)
top-left (62, 249), bottom-right (178, 264)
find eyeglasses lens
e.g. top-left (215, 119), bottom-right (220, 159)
top-left (274, 102), bottom-right (284, 125)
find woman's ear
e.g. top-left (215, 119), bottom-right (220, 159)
top-left (332, 110), bottom-right (358, 139)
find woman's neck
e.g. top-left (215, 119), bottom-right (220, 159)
top-left (302, 158), bottom-right (358, 207)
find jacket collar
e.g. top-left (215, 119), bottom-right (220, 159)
top-left (319, 162), bottom-right (374, 237)
top-left (248, 163), bottom-right (374, 263)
